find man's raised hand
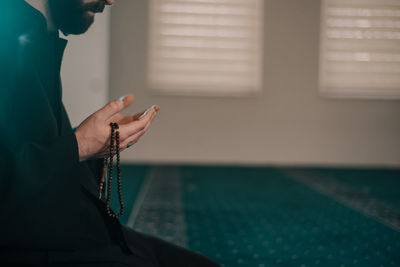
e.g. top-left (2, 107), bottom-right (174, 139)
top-left (74, 94), bottom-right (159, 162)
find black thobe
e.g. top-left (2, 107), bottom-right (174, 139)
top-left (0, 1), bottom-right (219, 266)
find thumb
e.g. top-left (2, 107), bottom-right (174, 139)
top-left (99, 94), bottom-right (134, 120)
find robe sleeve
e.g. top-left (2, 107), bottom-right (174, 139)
top-left (0, 27), bottom-right (80, 250)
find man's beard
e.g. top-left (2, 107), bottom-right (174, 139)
top-left (49, 0), bottom-right (106, 35)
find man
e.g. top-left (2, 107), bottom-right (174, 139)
top-left (0, 0), bottom-right (220, 266)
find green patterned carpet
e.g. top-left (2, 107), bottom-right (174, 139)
top-left (109, 165), bottom-right (400, 267)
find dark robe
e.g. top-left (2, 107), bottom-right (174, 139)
top-left (0, 2), bottom-right (220, 266)
top-left (0, 0), bottom-right (137, 263)
top-left (0, 0), bottom-right (82, 250)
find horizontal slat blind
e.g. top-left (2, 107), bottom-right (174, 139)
top-left (320, 0), bottom-right (400, 99)
top-left (147, 0), bottom-right (263, 96)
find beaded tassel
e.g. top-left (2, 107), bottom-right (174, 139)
top-left (98, 122), bottom-right (125, 219)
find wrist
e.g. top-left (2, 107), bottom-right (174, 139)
top-left (74, 129), bottom-right (89, 162)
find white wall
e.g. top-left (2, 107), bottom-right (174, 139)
top-left (62, 9), bottom-right (110, 127)
top-left (109, 0), bottom-right (400, 167)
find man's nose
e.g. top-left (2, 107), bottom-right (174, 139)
top-left (105, 0), bottom-right (115, 5)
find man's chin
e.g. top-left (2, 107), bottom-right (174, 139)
top-left (59, 15), bottom-right (95, 35)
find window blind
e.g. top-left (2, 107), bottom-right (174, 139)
top-left (147, 0), bottom-right (263, 97)
top-left (320, 0), bottom-right (400, 99)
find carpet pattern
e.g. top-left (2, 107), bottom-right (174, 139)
top-left (111, 165), bottom-right (400, 267)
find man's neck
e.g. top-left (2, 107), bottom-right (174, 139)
top-left (24, 0), bottom-right (57, 33)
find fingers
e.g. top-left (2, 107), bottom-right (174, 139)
top-left (119, 108), bottom-right (158, 149)
top-left (97, 102), bottom-right (159, 152)
top-left (108, 104), bottom-right (160, 126)
top-left (120, 118), bottom-right (153, 149)
top-left (121, 94), bottom-right (134, 107)
top-left (98, 94), bottom-right (135, 120)
top-left (139, 105), bottom-right (159, 119)
top-left (119, 109), bottom-right (153, 139)
top-left (133, 105), bottom-right (160, 121)
top-left (117, 115), bottom-right (136, 125)
top-left (133, 112), bottom-right (144, 121)
top-left (108, 113), bottom-right (125, 123)
top-left (120, 128), bottom-right (146, 149)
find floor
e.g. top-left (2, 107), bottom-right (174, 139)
top-left (108, 164), bottom-right (400, 267)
